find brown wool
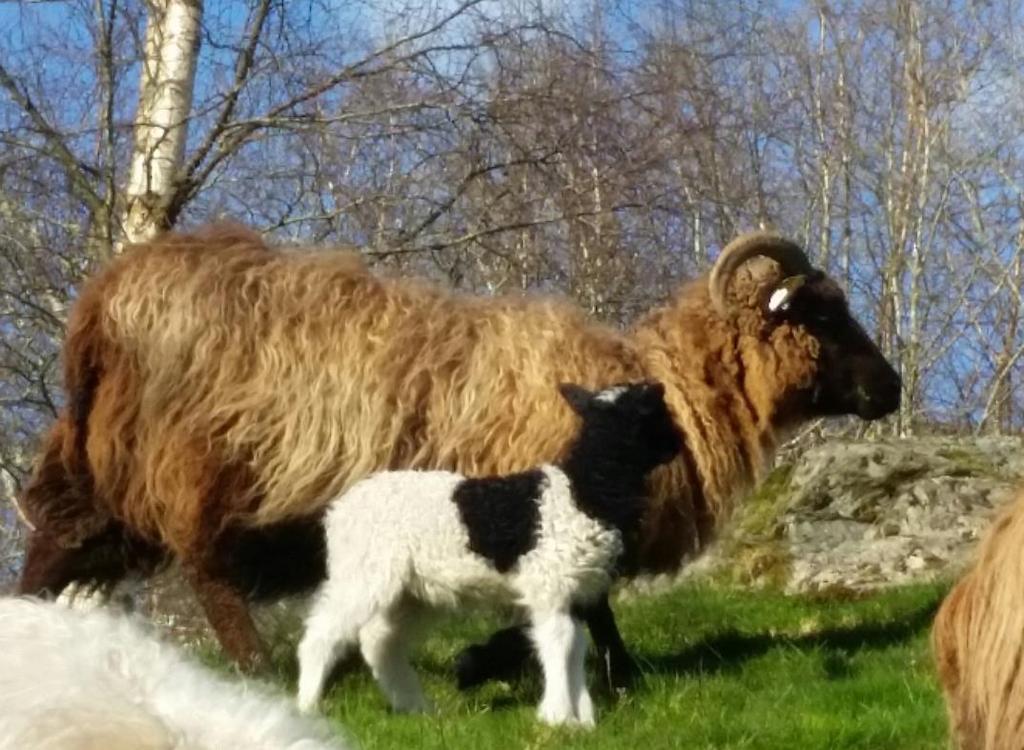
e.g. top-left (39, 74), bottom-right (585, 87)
top-left (934, 488), bottom-right (1024, 750)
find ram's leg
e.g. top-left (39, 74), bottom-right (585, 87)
top-left (578, 593), bottom-right (639, 693)
top-left (532, 611), bottom-right (585, 727)
top-left (454, 625), bottom-right (535, 689)
top-left (172, 458), bottom-right (273, 672)
top-left (181, 545), bottom-right (267, 673)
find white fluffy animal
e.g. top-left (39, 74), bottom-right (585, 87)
top-left (0, 597), bottom-right (349, 750)
top-left (296, 381), bottom-right (682, 727)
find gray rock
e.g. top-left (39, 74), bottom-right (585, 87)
top-left (705, 436), bottom-right (1024, 593)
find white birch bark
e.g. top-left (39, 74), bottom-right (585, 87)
top-left (122, 0), bottom-right (203, 246)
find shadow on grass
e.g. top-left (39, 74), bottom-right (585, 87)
top-left (642, 593), bottom-right (944, 680)
top-left (265, 588), bottom-right (946, 712)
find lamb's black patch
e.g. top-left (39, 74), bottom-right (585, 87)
top-left (452, 470), bottom-right (544, 573)
top-left (219, 516), bottom-right (327, 601)
top-left (455, 624), bottom-right (534, 689)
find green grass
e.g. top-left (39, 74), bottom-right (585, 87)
top-left (225, 582), bottom-right (952, 749)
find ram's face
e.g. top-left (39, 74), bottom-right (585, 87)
top-left (708, 231), bottom-right (900, 425)
top-left (765, 272), bottom-right (901, 421)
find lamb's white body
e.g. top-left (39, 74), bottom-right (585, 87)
top-left (297, 465), bottom-right (621, 726)
top-left (0, 598), bottom-right (348, 750)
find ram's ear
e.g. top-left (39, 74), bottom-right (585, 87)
top-left (766, 274), bottom-right (808, 315)
top-left (558, 383), bottom-right (592, 416)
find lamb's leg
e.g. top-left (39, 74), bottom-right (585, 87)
top-left (569, 622), bottom-right (595, 727)
top-left (454, 625), bottom-right (534, 689)
top-left (531, 611), bottom-right (586, 727)
top-left (578, 593), bottom-right (639, 692)
top-left (182, 552), bottom-right (267, 673)
top-left (296, 586), bottom-right (367, 713)
top-left (359, 606), bottom-right (430, 714)
top-left (455, 595), bottom-right (637, 695)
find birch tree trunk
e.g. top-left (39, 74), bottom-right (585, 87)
top-left (122, 0), bottom-right (203, 246)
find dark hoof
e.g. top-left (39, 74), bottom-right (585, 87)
top-left (455, 644), bottom-right (491, 690)
top-left (239, 651), bottom-right (270, 676)
top-left (454, 627), bottom-right (534, 691)
top-left (603, 651), bottom-right (642, 695)
top-left (227, 642), bottom-right (271, 676)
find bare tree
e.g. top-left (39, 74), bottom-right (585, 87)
top-left (123, 0), bottom-right (204, 245)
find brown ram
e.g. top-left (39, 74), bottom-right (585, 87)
top-left (17, 225), bottom-right (900, 679)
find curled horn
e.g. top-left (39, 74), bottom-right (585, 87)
top-left (708, 231), bottom-right (814, 318)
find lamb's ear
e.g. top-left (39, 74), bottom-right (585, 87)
top-left (644, 381), bottom-right (666, 400)
top-left (636, 381), bottom-right (666, 414)
top-left (558, 383), bottom-right (592, 415)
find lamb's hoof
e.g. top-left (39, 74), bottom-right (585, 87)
top-left (604, 651), bottom-right (642, 696)
top-left (455, 645), bottom-right (490, 690)
top-left (537, 702), bottom-right (593, 729)
top-left (537, 707), bottom-right (574, 727)
top-left (296, 688), bottom-right (321, 715)
top-left (391, 692), bottom-right (433, 715)
top-left (454, 627), bottom-right (532, 690)
top-left (576, 692), bottom-right (596, 727)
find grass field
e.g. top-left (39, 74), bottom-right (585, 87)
top-left (238, 580), bottom-right (952, 750)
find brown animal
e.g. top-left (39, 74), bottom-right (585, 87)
top-left (17, 225), bottom-right (899, 675)
top-left (934, 488), bottom-right (1024, 750)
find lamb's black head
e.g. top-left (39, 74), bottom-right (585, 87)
top-left (559, 381), bottom-right (683, 473)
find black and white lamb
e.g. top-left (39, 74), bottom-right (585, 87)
top-left (296, 381), bottom-right (682, 727)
